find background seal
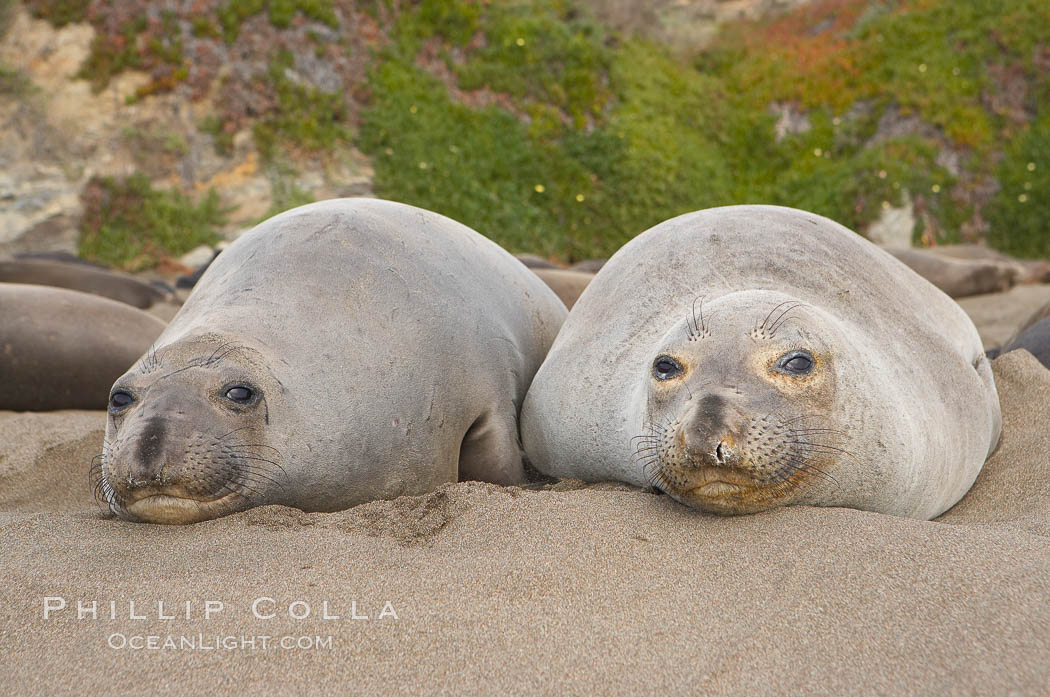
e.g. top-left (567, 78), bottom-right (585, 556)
top-left (0, 284), bottom-right (166, 410)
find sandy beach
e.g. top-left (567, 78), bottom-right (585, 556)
top-left (0, 348), bottom-right (1047, 696)
top-left (2, 1), bottom-right (1048, 693)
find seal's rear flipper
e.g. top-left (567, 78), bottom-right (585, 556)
top-left (458, 410), bottom-right (527, 486)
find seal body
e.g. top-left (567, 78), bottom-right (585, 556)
top-left (1001, 318), bottom-right (1050, 370)
top-left (530, 268), bottom-right (594, 310)
top-left (521, 205), bottom-right (1001, 520)
top-left (886, 248), bottom-right (1016, 298)
top-left (100, 199), bottom-right (566, 524)
top-left (0, 284), bottom-right (166, 411)
top-left (0, 259), bottom-right (168, 308)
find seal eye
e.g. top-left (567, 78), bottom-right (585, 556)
top-left (109, 391), bottom-right (134, 411)
top-left (225, 386), bottom-right (254, 403)
top-left (778, 351), bottom-right (814, 375)
top-left (652, 355), bottom-right (684, 380)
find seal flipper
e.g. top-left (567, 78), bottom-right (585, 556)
top-left (457, 410), bottom-right (526, 485)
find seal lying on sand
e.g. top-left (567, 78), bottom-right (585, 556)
top-left (886, 248), bottom-right (1017, 298)
top-left (98, 199), bottom-right (566, 524)
top-left (521, 205), bottom-right (1001, 520)
top-left (0, 258), bottom-right (170, 308)
top-left (0, 284), bottom-right (167, 410)
top-left (996, 316), bottom-right (1050, 370)
top-left (529, 268), bottom-right (594, 310)
top-left (986, 298), bottom-right (1050, 361)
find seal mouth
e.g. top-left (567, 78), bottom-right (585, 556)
top-left (123, 490), bottom-right (241, 525)
top-left (660, 466), bottom-right (785, 514)
top-left (686, 467), bottom-right (757, 493)
top-left (689, 479), bottom-right (750, 497)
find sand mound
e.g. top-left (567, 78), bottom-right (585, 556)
top-left (1, 351), bottom-right (1048, 695)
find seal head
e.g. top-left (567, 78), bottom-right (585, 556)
top-left (634, 290), bottom-right (852, 514)
top-left (99, 334), bottom-right (287, 524)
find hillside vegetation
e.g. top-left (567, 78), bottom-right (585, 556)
top-left (16, 0), bottom-right (1050, 265)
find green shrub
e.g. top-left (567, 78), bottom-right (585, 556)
top-left (24, 0), bottom-right (89, 27)
top-left (986, 112), bottom-right (1050, 258)
top-left (359, 0), bottom-right (1046, 259)
top-left (78, 174), bottom-right (228, 270)
top-left (253, 50), bottom-right (351, 160)
top-left (219, 0), bottom-right (337, 42)
top-left (360, 58), bottom-right (585, 257)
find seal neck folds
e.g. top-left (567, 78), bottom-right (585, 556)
top-left (634, 290), bottom-right (847, 514)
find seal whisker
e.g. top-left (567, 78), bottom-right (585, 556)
top-left (218, 426), bottom-right (253, 440)
top-left (788, 442), bottom-right (861, 465)
top-left (780, 455), bottom-right (839, 486)
top-left (759, 300), bottom-right (797, 332)
top-left (228, 441), bottom-right (285, 456)
top-left (227, 462), bottom-right (287, 487)
top-left (201, 341), bottom-right (240, 365)
top-left (227, 464), bottom-right (285, 488)
top-left (769, 302), bottom-right (806, 335)
top-left (779, 412), bottom-right (833, 426)
top-left (224, 444), bottom-right (286, 474)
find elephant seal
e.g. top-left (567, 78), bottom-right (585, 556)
top-left (928, 245), bottom-right (1050, 284)
top-left (0, 284), bottom-right (167, 411)
top-left (515, 254), bottom-right (560, 270)
top-left (1009, 299), bottom-right (1050, 341)
top-left (530, 268), bottom-right (594, 309)
top-left (521, 205), bottom-right (1001, 520)
top-left (885, 248), bottom-right (1017, 298)
top-left (569, 258), bottom-right (607, 273)
top-left (986, 298), bottom-right (1050, 360)
top-left (0, 258), bottom-right (169, 308)
top-left (998, 318), bottom-right (1050, 370)
top-left (98, 198), bottom-right (567, 524)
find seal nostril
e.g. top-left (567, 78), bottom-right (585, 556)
top-left (716, 441), bottom-right (727, 464)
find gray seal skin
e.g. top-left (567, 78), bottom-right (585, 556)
top-left (99, 198), bottom-right (567, 524)
top-left (884, 248), bottom-right (1017, 298)
top-left (0, 284), bottom-right (167, 410)
top-left (999, 318), bottom-right (1050, 370)
top-left (530, 268), bottom-right (594, 309)
top-left (0, 258), bottom-right (169, 308)
top-left (521, 205), bottom-right (1002, 520)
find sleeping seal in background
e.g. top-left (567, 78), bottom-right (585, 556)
top-left (0, 258), bottom-right (170, 308)
top-left (98, 198), bottom-right (567, 524)
top-left (0, 284), bottom-right (167, 410)
top-left (521, 205), bottom-right (1002, 520)
top-left (994, 299), bottom-right (1050, 369)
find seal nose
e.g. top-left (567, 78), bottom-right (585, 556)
top-left (129, 415), bottom-right (170, 485)
top-left (680, 393), bottom-right (742, 467)
top-left (129, 412), bottom-right (199, 487)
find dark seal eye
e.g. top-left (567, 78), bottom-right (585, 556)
top-left (225, 386), bottom-right (254, 403)
top-left (652, 355), bottom-right (684, 380)
top-left (109, 390), bottom-right (134, 411)
top-left (778, 351), bottom-right (815, 375)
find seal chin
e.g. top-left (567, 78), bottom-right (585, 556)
top-left (122, 490), bottom-right (241, 525)
top-left (690, 480), bottom-right (750, 497)
top-left (661, 466), bottom-right (791, 515)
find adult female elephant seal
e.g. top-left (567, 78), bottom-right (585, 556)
top-left (0, 258), bottom-right (170, 308)
top-left (98, 199), bottom-right (566, 524)
top-left (0, 284), bottom-right (167, 410)
top-left (521, 205), bottom-right (1001, 520)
